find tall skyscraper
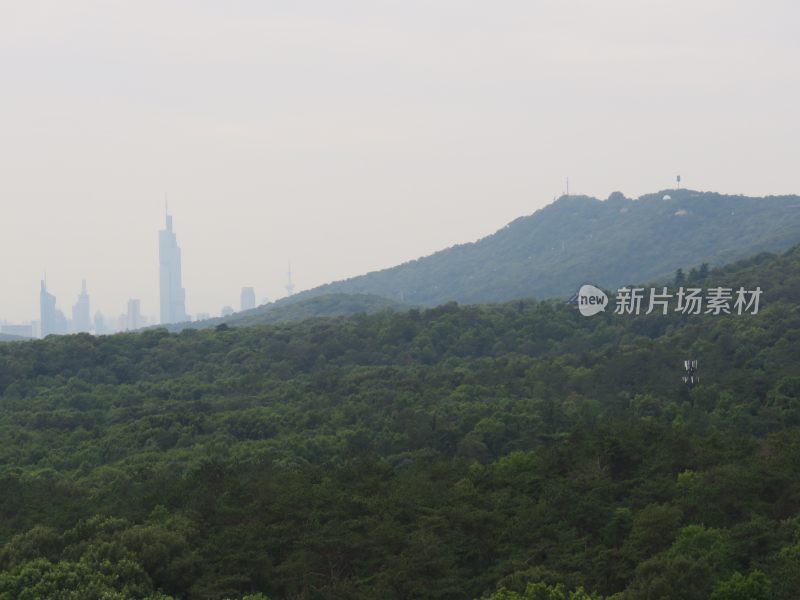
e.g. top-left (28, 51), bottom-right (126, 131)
top-left (40, 280), bottom-right (58, 337)
top-left (71, 279), bottom-right (92, 333)
top-left (159, 212), bottom-right (187, 324)
top-left (127, 299), bottom-right (142, 330)
top-left (94, 311), bottom-right (107, 336)
top-left (240, 286), bottom-right (256, 311)
top-left (54, 310), bottom-right (68, 335)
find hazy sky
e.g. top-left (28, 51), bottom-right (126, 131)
top-left (2, 1), bottom-right (799, 323)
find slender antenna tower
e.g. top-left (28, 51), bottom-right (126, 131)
top-left (285, 262), bottom-right (295, 297)
top-left (682, 359), bottom-right (698, 387)
top-left (566, 177), bottom-right (569, 196)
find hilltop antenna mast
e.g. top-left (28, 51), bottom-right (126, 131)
top-left (682, 359), bottom-right (698, 387)
top-left (566, 177), bottom-right (569, 197)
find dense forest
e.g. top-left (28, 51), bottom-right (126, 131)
top-left (1, 245), bottom-right (799, 599)
top-left (300, 190), bottom-right (800, 306)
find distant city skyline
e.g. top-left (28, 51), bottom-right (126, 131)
top-left (2, 2), bottom-right (800, 322)
top-left (3, 206), bottom-right (301, 325)
top-left (32, 276), bottom-right (161, 337)
top-left (11, 212), bottom-right (282, 336)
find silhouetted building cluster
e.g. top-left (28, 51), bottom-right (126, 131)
top-left (9, 210), bottom-right (287, 336)
top-left (36, 279), bottom-right (154, 338)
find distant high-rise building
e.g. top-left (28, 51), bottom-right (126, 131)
top-left (127, 299), bottom-right (142, 331)
top-left (94, 311), bottom-right (107, 336)
top-left (240, 287), bottom-right (256, 311)
top-left (40, 280), bottom-right (58, 337)
top-left (71, 280), bottom-right (92, 333)
top-left (54, 310), bottom-right (68, 335)
top-left (221, 306), bottom-right (234, 317)
top-left (159, 212), bottom-right (187, 325)
top-left (194, 312), bottom-right (211, 322)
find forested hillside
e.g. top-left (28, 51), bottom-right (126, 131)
top-left (297, 190), bottom-right (800, 306)
top-left (0, 334), bottom-right (28, 343)
top-left (1, 246), bottom-right (799, 599)
top-left (169, 294), bottom-right (406, 332)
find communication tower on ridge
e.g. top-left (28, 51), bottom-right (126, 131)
top-left (682, 359), bottom-right (698, 387)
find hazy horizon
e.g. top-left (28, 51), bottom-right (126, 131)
top-left (2, 1), bottom-right (799, 323)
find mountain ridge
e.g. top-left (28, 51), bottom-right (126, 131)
top-left (288, 188), bottom-right (800, 306)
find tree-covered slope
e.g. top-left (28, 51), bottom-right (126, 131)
top-left (0, 334), bottom-right (27, 343)
top-left (168, 293), bottom-right (406, 332)
top-left (297, 189), bottom-right (800, 305)
top-left (0, 245), bottom-right (799, 599)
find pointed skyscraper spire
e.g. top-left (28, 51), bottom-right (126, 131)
top-left (165, 193), bottom-right (173, 231)
top-left (159, 207), bottom-right (187, 324)
top-left (72, 279), bottom-right (91, 333)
